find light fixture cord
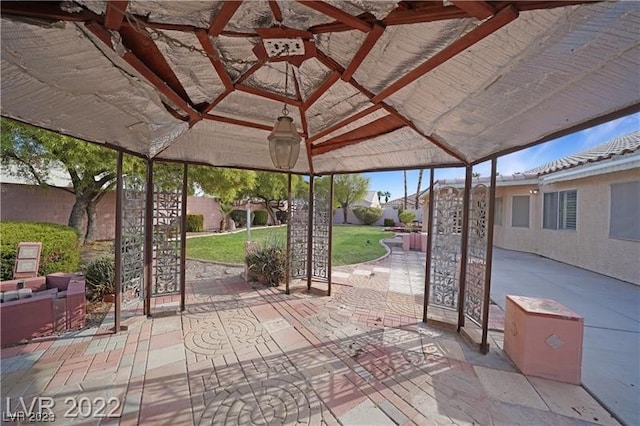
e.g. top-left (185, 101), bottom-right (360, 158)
top-left (282, 50), bottom-right (290, 117)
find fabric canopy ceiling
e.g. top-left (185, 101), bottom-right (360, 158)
top-left (1, 1), bottom-right (638, 175)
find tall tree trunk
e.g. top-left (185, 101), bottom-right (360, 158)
top-left (68, 197), bottom-right (89, 245)
top-left (342, 203), bottom-right (348, 223)
top-left (265, 201), bottom-right (278, 225)
top-left (85, 202), bottom-right (98, 244)
top-left (415, 169), bottom-right (423, 208)
top-left (403, 170), bottom-right (408, 210)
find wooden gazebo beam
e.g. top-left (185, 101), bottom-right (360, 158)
top-left (104, 1), bottom-right (128, 30)
top-left (208, 0), bottom-right (243, 36)
top-left (371, 5), bottom-right (519, 104)
top-left (298, 0), bottom-right (372, 32)
top-left (450, 1), bottom-right (496, 20)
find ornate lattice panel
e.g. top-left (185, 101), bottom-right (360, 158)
top-left (121, 175), bottom-right (145, 304)
top-left (152, 185), bottom-right (182, 295)
top-left (429, 187), bottom-right (463, 310)
top-left (289, 198), bottom-right (309, 278)
top-left (464, 185), bottom-right (489, 325)
top-left (311, 180), bottom-right (331, 280)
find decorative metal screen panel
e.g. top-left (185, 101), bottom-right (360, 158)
top-left (289, 198), bottom-right (309, 278)
top-left (464, 185), bottom-right (489, 325)
top-left (429, 187), bottom-right (463, 309)
top-left (121, 176), bottom-right (145, 304)
top-left (152, 185), bottom-right (182, 295)
top-left (311, 180), bottom-right (331, 280)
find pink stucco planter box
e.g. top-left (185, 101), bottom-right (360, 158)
top-left (402, 233), bottom-right (428, 251)
top-left (1, 273), bottom-right (86, 347)
top-left (504, 295), bottom-right (583, 385)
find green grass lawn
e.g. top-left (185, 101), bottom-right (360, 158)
top-left (186, 225), bottom-right (394, 266)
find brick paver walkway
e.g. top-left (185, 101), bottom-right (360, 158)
top-left (1, 247), bottom-right (617, 425)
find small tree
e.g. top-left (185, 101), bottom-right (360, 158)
top-left (334, 174), bottom-right (369, 223)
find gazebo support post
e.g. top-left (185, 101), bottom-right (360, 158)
top-left (457, 165), bottom-right (472, 331)
top-left (144, 159), bottom-right (154, 318)
top-left (327, 175), bottom-right (334, 296)
top-left (113, 151), bottom-right (123, 333)
top-left (286, 173), bottom-right (292, 295)
top-left (423, 167), bottom-right (435, 323)
top-left (306, 175), bottom-right (315, 291)
top-left (180, 163), bottom-right (188, 312)
top-left (481, 157), bottom-right (498, 353)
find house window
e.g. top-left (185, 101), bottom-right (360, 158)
top-left (494, 197), bottom-right (503, 226)
top-left (543, 190), bottom-right (577, 230)
top-left (511, 195), bottom-right (530, 228)
top-left (610, 181), bottom-right (640, 241)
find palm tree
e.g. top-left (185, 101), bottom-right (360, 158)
top-left (415, 169), bottom-right (424, 208)
top-left (403, 170), bottom-right (408, 209)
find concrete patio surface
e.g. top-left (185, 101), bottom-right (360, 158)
top-left (0, 245), bottom-right (623, 425)
top-left (490, 247), bottom-right (640, 426)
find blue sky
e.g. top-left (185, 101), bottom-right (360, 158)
top-left (365, 112), bottom-right (640, 200)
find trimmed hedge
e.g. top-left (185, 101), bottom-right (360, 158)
top-left (353, 207), bottom-right (383, 225)
top-left (230, 209), bottom-right (254, 228)
top-left (0, 222), bottom-right (80, 281)
top-left (253, 210), bottom-right (268, 226)
top-left (186, 214), bottom-right (204, 232)
top-left (383, 218), bottom-right (395, 227)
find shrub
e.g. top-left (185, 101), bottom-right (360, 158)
top-left (186, 214), bottom-right (204, 232)
top-left (353, 207), bottom-right (383, 225)
top-left (0, 221), bottom-right (80, 281)
top-left (245, 235), bottom-right (286, 287)
top-left (253, 210), bottom-right (268, 226)
top-left (84, 255), bottom-right (115, 301)
top-left (383, 218), bottom-right (395, 227)
top-left (275, 210), bottom-right (288, 225)
top-left (399, 211), bottom-right (416, 225)
top-left (230, 209), bottom-right (254, 228)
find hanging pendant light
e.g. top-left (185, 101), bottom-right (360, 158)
top-left (268, 60), bottom-right (301, 170)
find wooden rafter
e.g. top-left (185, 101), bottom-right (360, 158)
top-left (268, 0), bottom-right (283, 22)
top-left (117, 25), bottom-right (192, 103)
top-left (315, 47), bottom-right (467, 162)
top-left (195, 30), bottom-right (234, 92)
top-left (306, 104), bottom-right (383, 144)
top-left (104, 1), bottom-right (128, 30)
top-left (236, 85), bottom-right (302, 107)
top-left (85, 22), bottom-right (200, 122)
top-left (312, 115), bottom-right (405, 155)
top-left (342, 23), bottom-right (385, 82)
top-left (302, 71), bottom-right (341, 111)
top-left (450, 1), bottom-right (495, 20)
top-left (381, 104), bottom-right (467, 163)
top-left (201, 91), bottom-right (231, 115)
top-left (208, 1), bottom-right (242, 36)
top-left (372, 5), bottom-right (519, 104)
top-left (204, 114), bottom-right (272, 132)
top-left (297, 0), bottom-right (372, 32)
top-left (235, 61), bottom-right (265, 85)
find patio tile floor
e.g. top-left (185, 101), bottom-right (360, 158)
top-left (0, 247), bottom-right (618, 425)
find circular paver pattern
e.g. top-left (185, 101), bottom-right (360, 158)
top-left (331, 287), bottom-right (386, 311)
top-left (184, 313), bottom-right (267, 356)
top-left (184, 321), bottom-right (232, 355)
top-left (198, 375), bottom-right (322, 425)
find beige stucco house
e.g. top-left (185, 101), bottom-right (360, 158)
top-left (423, 131), bottom-right (640, 285)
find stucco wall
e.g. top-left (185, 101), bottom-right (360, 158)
top-left (492, 169), bottom-right (640, 285)
top-left (1, 183), bottom-right (222, 240)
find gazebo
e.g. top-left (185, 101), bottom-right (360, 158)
top-left (1, 1), bottom-right (638, 353)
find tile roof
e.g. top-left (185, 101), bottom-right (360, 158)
top-left (525, 130), bottom-right (640, 175)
